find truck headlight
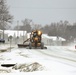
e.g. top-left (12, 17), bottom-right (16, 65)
top-left (38, 31), bottom-right (42, 35)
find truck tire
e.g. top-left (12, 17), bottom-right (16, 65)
top-left (29, 43), bottom-right (32, 49)
top-left (41, 42), bottom-right (44, 49)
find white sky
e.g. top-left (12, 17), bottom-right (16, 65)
top-left (7, 0), bottom-right (76, 26)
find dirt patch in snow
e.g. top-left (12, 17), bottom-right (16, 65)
top-left (0, 49), bottom-right (8, 53)
top-left (0, 55), bottom-right (5, 60)
top-left (0, 69), bottom-right (11, 73)
top-left (12, 62), bottom-right (45, 72)
top-left (18, 52), bottom-right (29, 58)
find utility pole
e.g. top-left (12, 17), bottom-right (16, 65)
top-left (1, 4), bottom-right (5, 40)
top-left (3, 16), bottom-right (5, 39)
top-left (17, 20), bottom-right (19, 37)
top-left (2, 14), bottom-right (4, 40)
top-left (17, 20), bottom-right (19, 44)
top-left (23, 30), bottom-right (24, 42)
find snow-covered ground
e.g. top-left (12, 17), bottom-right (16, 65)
top-left (0, 44), bottom-right (76, 75)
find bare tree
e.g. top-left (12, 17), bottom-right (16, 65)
top-left (20, 18), bottom-right (32, 32)
top-left (0, 0), bottom-right (13, 30)
top-left (32, 24), bottom-right (42, 30)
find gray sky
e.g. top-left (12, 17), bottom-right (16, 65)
top-left (7, 0), bottom-right (76, 26)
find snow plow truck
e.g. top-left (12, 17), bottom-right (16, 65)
top-left (18, 30), bottom-right (47, 49)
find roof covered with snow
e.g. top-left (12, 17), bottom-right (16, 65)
top-left (4, 30), bottom-right (27, 37)
top-left (42, 34), bottom-right (66, 41)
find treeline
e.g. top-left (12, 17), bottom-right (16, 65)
top-left (13, 19), bottom-right (76, 41)
top-left (14, 19), bottom-right (76, 40)
top-left (41, 20), bottom-right (76, 41)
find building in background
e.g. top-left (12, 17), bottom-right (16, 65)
top-left (0, 30), bottom-right (27, 44)
top-left (42, 34), bottom-right (66, 46)
top-left (0, 29), bottom-right (8, 43)
top-left (4, 30), bottom-right (27, 44)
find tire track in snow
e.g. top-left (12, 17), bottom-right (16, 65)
top-left (33, 47), bottom-right (76, 67)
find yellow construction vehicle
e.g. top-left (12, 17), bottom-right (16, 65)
top-left (18, 30), bottom-right (46, 49)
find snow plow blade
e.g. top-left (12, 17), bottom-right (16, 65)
top-left (18, 44), bottom-right (47, 49)
top-left (18, 44), bottom-right (29, 48)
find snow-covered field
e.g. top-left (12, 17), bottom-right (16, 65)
top-left (0, 44), bottom-right (76, 75)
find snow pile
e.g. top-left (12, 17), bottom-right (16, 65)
top-left (12, 62), bottom-right (44, 72)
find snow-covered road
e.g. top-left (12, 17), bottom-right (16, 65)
top-left (0, 45), bottom-right (76, 75)
top-left (32, 46), bottom-right (76, 66)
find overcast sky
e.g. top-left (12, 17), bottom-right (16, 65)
top-left (7, 0), bottom-right (76, 26)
